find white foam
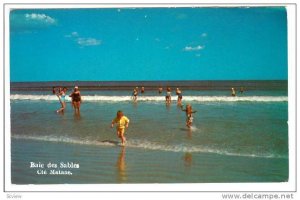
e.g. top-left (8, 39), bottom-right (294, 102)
top-left (189, 126), bottom-right (198, 131)
top-left (12, 135), bottom-right (287, 159)
top-left (10, 94), bottom-right (288, 102)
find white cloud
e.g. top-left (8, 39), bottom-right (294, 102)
top-left (65, 32), bottom-right (101, 47)
top-left (71, 32), bottom-right (79, 37)
top-left (183, 45), bottom-right (204, 51)
top-left (77, 38), bottom-right (101, 46)
top-left (10, 12), bottom-right (57, 32)
top-left (25, 13), bottom-right (56, 24)
top-left (65, 32), bottom-right (79, 38)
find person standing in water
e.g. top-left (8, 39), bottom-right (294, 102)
top-left (240, 87), bottom-right (244, 94)
top-left (165, 87), bottom-right (172, 104)
top-left (141, 87), bottom-right (145, 94)
top-left (176, 88), bottom-right (183, 105)
top-left (69, 86), bottom-right (82, 114)
top-left (52, 86), bottom-right (57, 94)
top-left (181, 104), bottom-right (197, 128)
top-left (132, 88), bottom-right (138, 102)
top-left (56, 87), bottom-right (68, 113)
top-left (231, 88), bottom-right (236, 97)
top-left (111, 110), bottom-right (130, 146)
top-left (158, 87), bottom-right (163, 94)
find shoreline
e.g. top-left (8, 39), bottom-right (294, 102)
top-left (11, 138), bottom-right (289, 184)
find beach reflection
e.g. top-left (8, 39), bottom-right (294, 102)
top-left (184, 152), bottom-right (193, 168)
top-left (57, 110), bottom-right (65, 116)
top-left (180, 127), bottom-right (193, 139)
top-left (165, 103), bottom-right (171, 111)
top-left (116, 146), bottom-right (127, 183)
top-left (73, 112), bottom-right (81, 121)
top-left (186, 128), bottom-right (192, 139)
top-left (132, 101), bottom-right (138, 108)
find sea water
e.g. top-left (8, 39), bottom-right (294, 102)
top-left (10, 85), bottom-right (288, 184)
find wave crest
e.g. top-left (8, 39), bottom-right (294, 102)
top-left (10, 94), bottom-right (288, 102)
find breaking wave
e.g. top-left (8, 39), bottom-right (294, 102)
top-left (10, 94), bottom-right (288, 102)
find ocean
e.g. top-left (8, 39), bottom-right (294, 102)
top-left (10, 80), bottom-right (289, 184)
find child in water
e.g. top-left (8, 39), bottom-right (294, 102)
top-left (181, 104), bottom-right (197, 128)
top-left (111, 111), bottom-right (130, 146)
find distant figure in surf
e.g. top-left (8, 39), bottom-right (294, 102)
top-left (240, 87), bottom-right (244, 94)
top-left (158, 87), bottom-right (163, 94)
top-left (56, 87), bottom-right (68, 113)
top-left (231, 88), bottom-right (236, 97)
top-left (165, 87), bottom-right (172, 104)
top-left (181, 104), bottom-right (197, 128)
top-left (141, 87), bottom-right (145, 94)
top-left (69, 86), bottom-right (82, 114)
top-left (111, 110), bottom-right (130, 146)
top-left (52, 86), bottom-right (57, 94)
top-left (176, 88), bottom-right (183, 105)
top-left (132, 88), bottom-right (138, 102)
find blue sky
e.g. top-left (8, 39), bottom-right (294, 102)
top-left (10, 7), bottom-right (287, 81)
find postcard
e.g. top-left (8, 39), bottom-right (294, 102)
top-left (2, 1), bottom-right (297, 200)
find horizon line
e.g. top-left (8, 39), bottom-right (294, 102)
top-left (10, 79), bottom-right (288, 83)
